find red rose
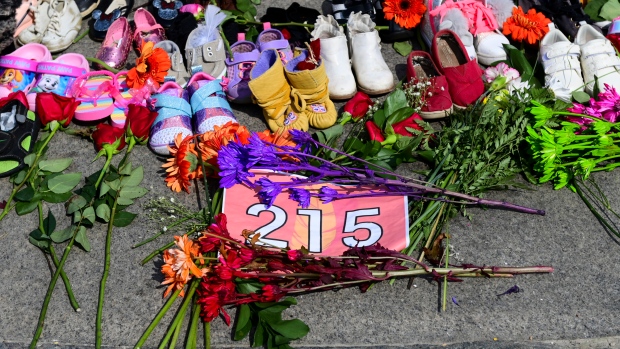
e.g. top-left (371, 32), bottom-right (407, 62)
top-left (392, 113), bottom-right (424, 137)
top-left (344, 91), bottom-right (373, 121)
top-left (35, 93), bottom-right (80, 127)
top-left (0, 91), bottom-right (28, 109)
top-left (92, 123), bottom-right (126, 151)
top-left (125, 104), bottom-right (158, 140)
top-left (365, 120), bottom-right (385, 142)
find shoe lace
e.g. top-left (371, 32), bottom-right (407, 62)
top-left (47, 0), bottom-right (62, 35)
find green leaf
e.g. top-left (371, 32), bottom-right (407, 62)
top-left (593, 75), bottom-right (601, 97)
top-left (15, 200), bottom-right (39, 215)
top-left (246, 26), bottom-right (259, 43)
top-left (113, 211), bottom-right (137, 227)
top-left (24, 153), bottom-right (36, 167)
top-left (99, 182), bottom-right (111, 197)
top-left (373, 109), bottom-right (386, 129)
top-left (75, 226), bottom-right (90, 251)
top-left (38, 158), bottom-right (73, 172)
top-left (43, 210), bottom-right (56, 234)
top-left (393, 41), bottom-right (413, 57)
top-left (41, 191), bottom-right (72, 203)
top-left (121, 166), bottom-right (144, 188)
top-left (252, 321), bottom-right (265, 347)
top-left (572, 91), bottom-right (591, 104)
top-left (119, 186), bottom-right (148, 199)
top-left (15, 187), bottom-right (35, 202)
top-left (313, 124), bottom-right (343, 146)
top-left (119, 162), bottom-right (132, 175)
top-left (67, 196), bottom-right (88, 214)
top-left (96, 204), bottom-right (111, 222)
top-left (236, 279), bottom-right (264, 294)
top-left (106, 179), bottom-right (121, 191)
top-left (116, 197), bottom-right (134, 206)
top-left (384, 89), bottom-right (408, 117)
top-left (82, 206), bottom-right (95, 223)
top-left (11, 169), bottom-right (27, 184)
top-left (47, 173), bottom-right (82, 194)
top-left (234, 304), bottom-right (252, 340)
top-left (385, 107), bottom-right (414, 127)
top-left (599, 0), bottom-right (620, 20)
top-left (29, 229), bottom-right (50, 249)
top-left (50, 227), bottom-right (73, 243)
top-left (503, 44), bottom-right (541, 88)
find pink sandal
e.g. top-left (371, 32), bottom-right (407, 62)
top-left (132, 8), bottom-right (166, 50)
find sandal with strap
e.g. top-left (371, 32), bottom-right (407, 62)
top-left (225, 34), bottom-right (259, 104)
top-left (133, 8), bottom-right (166, 50)
top-left (149, 81), bottom-right (192, 155)
top-left (186, 72), bottom-right (237, 134)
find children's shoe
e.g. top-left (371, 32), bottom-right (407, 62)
top-left (311, 15), bottom-right (356, 100)
top-left (16, 0), bottom-right (52, 45)
top-left (75, 0), bottom-right (99, 17)
top-left (575, 23), bottom-right (620, 95)
top-left (89, 0), bottom-right (134, 41)
top-left (0, 95), bottom-right (39, 177)
top-left (407, 51), bottom-right (453, 119)
top-left (133, 8), bottom-right (166, 50)
top-left (186, 72), bottom-right (236, 134)
top-left (255, 25), bottom-right (293, 63)
top-left (149, 0), bottom-right (183, 29)
top-left (27, 53), bottom-right (89, 111)
top-left (431, 29), bottom-right (484, 107)
top-left (94, 17), bottom-right (133, 70)
top-left (155, 40), bottom-right (190, 86)
top-left (474, 30), bottom-right (509, 66)
top-left (40, 0), bottom-right (82, 52)
top-left (259, 2), bottom-right (320, 48)
top-left (225, 38), bottom-right (259, 104)
top-left (284, 50), bottom-right (337, 129)
top-left (149, 81), bottom-right (192, 155)
top-left (14, 0), bottom-right (39, 38)
top-left (539, 23), bottom-right (584, 102)
top-left (249, 49), bottom-right (309, 132)
top-left (185, 7), bottom-right (227, 79)
top-left (164, 11), bottom-right (197, 57)
top-left (0, 43), bottom-right (52, 99)
top-left (329, 0), bottom-right (376, 24)
top-left (373, 1), bottom-right (417, 43)
top-left (347, 12), bottom-right (395, 95)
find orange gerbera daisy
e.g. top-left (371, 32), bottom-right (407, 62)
top-left (257, 129), bottom-right (296, 149)
top-left (383, 0), bottom-right (427, 30)
top-left (127, 41), bottom-right (171, 89)
top-left (163, 133), bottom-right (200, 193)
top-left (502, 6), bottom-right (551, 45)
top-left (161, 235), bottom-right (206, 298)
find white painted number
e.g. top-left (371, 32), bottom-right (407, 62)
top-left (297, 209), bottom-right (322, 253)
top-left (246, 204), bottom-right (289, 249)
top-left (342, 208), bottom-right (383, 247)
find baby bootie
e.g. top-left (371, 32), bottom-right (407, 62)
top-left (284, 49), bottom-right (337, 129)
top-left (249, 49), bottom-right (308, 132)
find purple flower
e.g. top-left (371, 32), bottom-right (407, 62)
top-left (256, 177), bottom-right (282, 207)
top-left (288, 129), bottom-right (315, 153)
top-left (318, 186), bottom-right (339, 204)
top-left (594, 84), bottom-right (620, 122)
top-left (247, 133), bottom-right (279, 167)
top-left (288, 188), bottom-right (311, 208)
top-left (217, 142), bottom-right (254, 188)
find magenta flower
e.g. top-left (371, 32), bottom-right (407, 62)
top-left (594, 84), bottom-right (620, 122)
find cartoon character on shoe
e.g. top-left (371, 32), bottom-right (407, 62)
top-left (33, 74), bottom-right (65, 93)
top-left (0, 69), bottom-right (24, 91)
top-left (152, 0), bottom-right (182, 20)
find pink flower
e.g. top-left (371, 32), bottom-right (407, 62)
top-left (483, 63), bottom-right (520, 83)
top-left (593, 84), bottom-right (620, 122)
top-left (180, 4), bottom-right (204, 16)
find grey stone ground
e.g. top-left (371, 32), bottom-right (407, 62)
top-left (2, 0), bottom-right (620, 348)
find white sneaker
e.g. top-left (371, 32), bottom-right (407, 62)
top-left (347, 12), bottom-right (395, 95)
top-left (16, 0), bottom-right (52, 45)
top-left (574, 23), bottom-right (620, 95)
top-left (40, 0), bottom-right (81, 53)
top-left (474, 30), bottom-right (509, 66)
top-left (540, 23), bottom-right (584, 102)
top-left (311, 15), bottom-right (357, 100)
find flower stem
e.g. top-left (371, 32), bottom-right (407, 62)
top-left (442, 235), bottom-right (450, 312)
top-left (132, 212), bottom-right (201, 248)
top-left (159, 280), bottom-right (199, 349)
top-left (85, 58), bottom-right (120, 73)
top-left (95, 197), bottom-right (119, 348)
top-left (574, 181), bottom-right (620, 238)
top-left (37, 203), bottom-right (80, 311)
top-left (185, 303), bottom-right (201, 349)
top-left (94, 153), bottom-right (114, 189)
top-left (141, 241), bottom-right (175, 265)
top-left (0, 125), bottom-right (59, 222)
top-left (134, 288), bottom-right (183, 349)
top-left (204, 321), bottom-right (211, 349)
top-left (72, 28), bottom-right (89, 43)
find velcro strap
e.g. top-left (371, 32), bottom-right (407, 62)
top-left (227, 50), bottom-right (259, 65)
top-left (592, 56), bottom-right (620, 71)
top-left (191, 94), bottom-right (231, 114)
top-left (260, 39), bottom-right (289, 51)
top-left (36, 62), bottom-right (86, 77)
top-left (543, 56), bottom-right (582, 75)
top-left (0, 55), bottom-right (38, 72)
top-left (191, 65), bottom-right (203, 75)
top-left (190, 80), bottom-right (231, 111)
top-left (153, 94), bottom-right (192, 124)
top-left (543, 44), bottom-right (580, 59)
top-left (581, 40), bottom-right (616, 57)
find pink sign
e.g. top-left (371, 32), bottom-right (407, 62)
top-left (222, 171), bottom-right (409, 256)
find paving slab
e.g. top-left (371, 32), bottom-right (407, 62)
top-left (2, 0), bottom-right (620, 348)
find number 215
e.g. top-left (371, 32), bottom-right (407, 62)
top-left (246, 204), bottom-right (383, 253)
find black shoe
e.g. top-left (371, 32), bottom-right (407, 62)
top-left (327, 0), bottom-right (376, 24)
top-left (374, 1), bottom-right (415, 43)
top-left (165, 11), bottom-right (197, 67)
top-left (88, 0), bottom-right (134, 41)
top-left (0, 99), bottom-right (39, 178)
top-left (76, 0), bottom-right (101, 18)
top-left (148, 0), bottom-right (185, 29)
top-left (260, 2), bottom-right (320, 48)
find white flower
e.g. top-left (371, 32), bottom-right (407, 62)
top-left (163, 226), bottom-right (168, 232)
top-left (427, 92), bottom-right (433, 97)
top-left (440, 86), bottom-right (445, 91)
top-left (170, 197), bottom-right (175, 203)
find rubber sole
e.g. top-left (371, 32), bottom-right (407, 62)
top-left (80, 0), bottom-right (100, 18)
top-left (476, 52), bottom-right (506, 67)
top-left (420, 105), bottom-right (453, 120)
top-left (330, 90), bottom-right (358, 100)
top-left (357, 84), bottom-right (395, 96)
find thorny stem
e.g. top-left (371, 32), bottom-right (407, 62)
top-left (37, 203), bottom-right (80, 311)
top-left (134, 288), bottom-right (183, 349)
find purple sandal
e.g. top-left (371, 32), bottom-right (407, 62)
top-left (225, 34), bottom-right (259, 104)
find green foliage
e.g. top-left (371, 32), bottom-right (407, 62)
top-left (393, 41), bottom-right (413, 56)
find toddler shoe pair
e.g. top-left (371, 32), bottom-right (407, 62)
top-left (406, 29), bottom-right (485, 119)
top-left (149, 73), bottom-right (236, 155)
top-left (540, 22), bottom-right (620, 101)
top-left (16, 0), bottom-right (82, 53)
top-left (248, 47), bottom-right (337, 133)
top-left (311, 13), bottom-right (395, 100)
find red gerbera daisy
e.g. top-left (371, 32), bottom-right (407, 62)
top-left (383, 0), bottom-right (427, 29)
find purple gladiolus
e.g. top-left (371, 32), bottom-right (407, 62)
top-left (218, 142), bottom-right (253, 188)
top-left (289, 188), bottom-right (311, 208)
top-left (318, 186), bottom-right (339, 204)
top-left (256, 177), bottom-right (282, 207)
